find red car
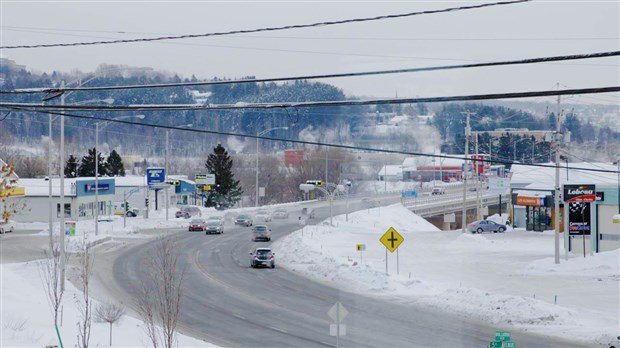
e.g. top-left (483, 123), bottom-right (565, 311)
top-left (188, 218), bottom-right (206, 232)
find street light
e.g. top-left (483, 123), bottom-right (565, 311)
top-left (165, 124), bottom-right (193, 220)
top-left (256, 126), bottom-right (288, 207)
top-left (95, 115), bottom-right (145, 236)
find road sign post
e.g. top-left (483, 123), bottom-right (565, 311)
top-left (380, 227), bottom-right (404, 274)
top-left (328, 302), bottom-right (348, 348)
top-left (356, 244), bottom-right (366, 264)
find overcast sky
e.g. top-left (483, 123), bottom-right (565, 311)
top-left (1, 1), bottom-right (618, 104)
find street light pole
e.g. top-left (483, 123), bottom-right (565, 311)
top-left (48, 109), bottom-right (54, 257)
top-left (165, 129), bottom-right (169, 220)
top-left (255, 127), bottom-right (288, 207)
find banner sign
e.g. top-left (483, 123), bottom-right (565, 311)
top-left (195, 173), bottom-right (215, 185)
top-left (568, 202), bottom-right (591, 235)
top-left (563, 184), bottom-right (596, 203)
top-left (147, 167), bottom-right (166, 186)
top-left (516, 196), bottom-right (543, 206)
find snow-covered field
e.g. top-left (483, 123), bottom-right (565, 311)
top-left (272, 204), bottom-right (619, 346)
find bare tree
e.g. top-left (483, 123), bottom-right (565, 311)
top-left (75, 245), bottom-right (94, 348)
top-left (94, 302), bottom-right (125, 346)
top-left (38, 244), bottom-right (65, 327)
top-left (135, 236), bottom-right (185, 348)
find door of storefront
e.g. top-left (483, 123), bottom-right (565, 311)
top-left (526, 206), bottom-right (551, 232)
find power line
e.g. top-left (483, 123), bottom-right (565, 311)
top-left (0, 0), bottom-right (530, 50)
top-left (4, 86), bottom-right (619, 112)
top-left (10, 107), bottom-right (619, 176)
top-left (3, 50), bottom-right (618, 95)
top-left (7, 25), bottom-right (618, 42)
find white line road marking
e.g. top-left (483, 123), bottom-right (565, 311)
top-left (268, 326), bottom-right (289, 334)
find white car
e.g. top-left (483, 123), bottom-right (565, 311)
top-left (0, 220), bottom-right (16, 234)
top-left (254, 211), bottom-right (272, 222)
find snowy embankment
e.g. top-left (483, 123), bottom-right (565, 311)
top-left (272, 204), bottom-right (619, 346)
top-left (2, 207), bottom-right (223, 347)
top-left (1, 262), bottom-right (212, 347)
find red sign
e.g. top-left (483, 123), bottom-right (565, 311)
top-left (471, 154), bottom-right (485, 174)
top-left (516, 196), bottom-right (542, 206)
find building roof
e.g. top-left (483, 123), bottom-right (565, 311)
top-left (510, 162), bottom-right (617, 189)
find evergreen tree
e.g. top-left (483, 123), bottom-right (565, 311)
top-left (107, 150), bottom-right (125, 176)
top-left (205, 144), bottom-right (242, 208)
top-left (77, 148), bottom-right (108, 177)
top-left (65, 155), bottom-right (79, 178)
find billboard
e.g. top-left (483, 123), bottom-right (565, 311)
top-left (568, 202), bottom-right (591, 235)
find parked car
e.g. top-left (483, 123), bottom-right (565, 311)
top-left (252, 225), bottom-right (272, 241)
top-left (188, 218), bottom-right (207, 232)
top-left (205, 220), bottom-right (224, 234)
top-left (254, 211), bottom-right (272, 222)
top-left (249, 247), bottom-right (275, 268)
top-left (176, 205), bottom-right (202, 219)
top-left (272, 209), bottom-right (289, 219)
top-left (431, 187), bottom-right (445, 195)
top-left (235, 214), bottom-right (253, 227)
top-left (468, 220), bottom-right (507, 234)
top-left (0, 220), bottom-right (15, 234)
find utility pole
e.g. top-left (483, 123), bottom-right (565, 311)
top-left (475, 133), bottom-right (482, 220)
top-left (48, 108), bottom-right (53, 257)
top-left (59, 81), bottom-right (66, 291)
top-left (461, 111), bottom-right (474, 233)
top-left (554, 83), bottom-right (562, 264)
top-left (95, 122), bottom-right (99, 236)
top-left (165, 130), bottom-right (169, 220)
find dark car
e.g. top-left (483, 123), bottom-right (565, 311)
top-left (249, 248), bottom-right (275, 268)
top-left (205, 220), bottom-right (224, 234)
top-left (235, 214), bottom-right (253, 227)
top-left (176, 206), bottom-right (201, 219)
top-left (188, 218), bottom-right (206, 232)
top-left (468, 220), bottom-right (507, 234)
top-left (252, 225), bottom-right (271, 241)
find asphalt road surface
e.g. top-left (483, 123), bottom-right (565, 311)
top-left (103, 198), bottom-right (592, 348)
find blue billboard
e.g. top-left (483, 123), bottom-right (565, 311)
top-left (76, 178), bottom-right (115, 197)
top-left (147, 167), bottom-right (166, 186)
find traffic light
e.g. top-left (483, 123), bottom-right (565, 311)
top-left (166, 180), bottom-right (181, 186)
top-left (145, 198), bottom-right (149, 207)
top-left (305, 180), bottom-right (323, 187)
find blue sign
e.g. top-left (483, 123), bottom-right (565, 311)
top-left (85, 183), bottom-right (109, 192)
top-left (147, 167), bottom-right (166, 186)
top-left (401, 190), bottom-right (417, 198)
top-left (75, 179), bottom-right (115, 197)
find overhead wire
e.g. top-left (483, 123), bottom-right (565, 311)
top-left (9, 106), bottom-right (618, 175)
top-left (0, 0), bottom-right (530, 50)
top-left (3, 86), bottom-right (619, 112)
top-left (2, 50), bottom-right (618, 95)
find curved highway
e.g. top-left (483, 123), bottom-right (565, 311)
top-left (105, 198), bottom-right (592, 347)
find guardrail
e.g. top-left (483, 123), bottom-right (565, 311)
top-left (402, 192), bottom-right (508, 218)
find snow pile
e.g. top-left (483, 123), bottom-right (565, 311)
top-left (272, 204), bottom-right (619, 345)
top-left (0, 261), bottom-right (213, 347)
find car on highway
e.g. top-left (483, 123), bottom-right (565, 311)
top-left (235, 214), bottom-right (253, 227)
top-left (431, 186), bottom-right (446, 195)
top-left (251, 225), bottom-right (272, 241)
top-left (205, 220), bottom-right (224, 234)
top-left (272, 209), bottom-right (289, 219)
top-left (362, 197), bottom-right (378, 207)
top-left (254, 211), bottom-right (272, 222)
top-left (249, 247), bottom-right (275, 268)
top-left (468, 220), bottom-right (507, 234)
top-left (176, 205), bottom-right (202, 219)
top-left (0, 220), bottom-right (15, 234)
top-left (188, 218), bottom-right (207, 232)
